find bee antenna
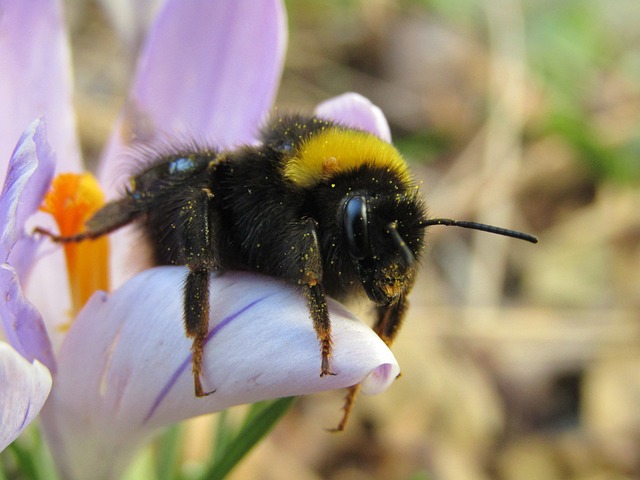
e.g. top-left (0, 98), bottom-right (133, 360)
top-left (422, 218), bottom-right (538, 244)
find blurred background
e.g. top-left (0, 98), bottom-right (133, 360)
top-left (65, 0), bottom-right (640, 478)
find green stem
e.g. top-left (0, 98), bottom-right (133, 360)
top-left (203, 397), bottom-right (295, 479)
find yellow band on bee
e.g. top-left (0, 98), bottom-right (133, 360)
top-left (283, 128), bottom-right (411, 188)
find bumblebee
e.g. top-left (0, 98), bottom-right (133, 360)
top-left (37, 115), bottom-right (537, 428)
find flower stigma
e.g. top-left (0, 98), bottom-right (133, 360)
top-left (40, 173), bottom-right (110, 318)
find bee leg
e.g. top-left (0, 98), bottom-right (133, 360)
top-left (373, 294), bottom-right (410, 346)
top-left (333, 295), bottom-right (410, 431)
top-left (184, 263), bottom-right (215, 397)
top-left (292, 218), bottom-right (334, 377)
top-left (34, 198), bottom-right (142, 242)
top-left (304, 282), bottom-right (334, 377)
top-left (329, 384), bottom-right (361, 432)
top-left (180, 187), bottom-right (218, 397)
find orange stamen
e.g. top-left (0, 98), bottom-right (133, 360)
top-left (40, 173), bottom-right (110, 317)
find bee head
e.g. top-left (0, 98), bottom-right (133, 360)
top-left (340, 191), bottom-right (426, 305)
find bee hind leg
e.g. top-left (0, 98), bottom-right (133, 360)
top-left (184, 264), bottom-right (216, 397)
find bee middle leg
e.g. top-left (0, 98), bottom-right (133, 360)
top-left (304, 282), bottom-right (334, 377)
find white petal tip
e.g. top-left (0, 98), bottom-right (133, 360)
top-left (360, 362), bottom-right (401, 395)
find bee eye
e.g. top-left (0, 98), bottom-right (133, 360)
top-left (343, 195), bottom-right (369, 259)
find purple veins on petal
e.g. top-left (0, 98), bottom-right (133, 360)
top-left (18, 399), bottom-right (31, 432)
top-left (143, 295), bottom-right (271, 424)
top-left (0, 119), bottom-right (54, 264)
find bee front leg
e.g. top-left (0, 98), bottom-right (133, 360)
top-left (373, 293), bottom-right (410, 346)
top-left (333, 294), bottom-right (411, 431)
top-left (35, 197), bottom-right (143, 242)
top-left (330, 383), bottom-right (361, 432)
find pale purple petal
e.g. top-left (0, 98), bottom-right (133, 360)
top-left (0, 119), bottom-right (55, 271)
top-left (41, 267), bottom-right (398, 480)
top-left (0, 342), bottom-right (52, 453)
top-left (0, 265), bottom-right (56, 373)
top-left (0, 120), bottom-right (58, 369)
top-left (99, 0), bottom-right (287, 193)
top-left (0, 0), bottom-right (81, 180)
top-left (315, 93), bottom-right (392, 142)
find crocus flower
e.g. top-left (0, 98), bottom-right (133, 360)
top-left (0, 1), bottom-right (401, 479)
